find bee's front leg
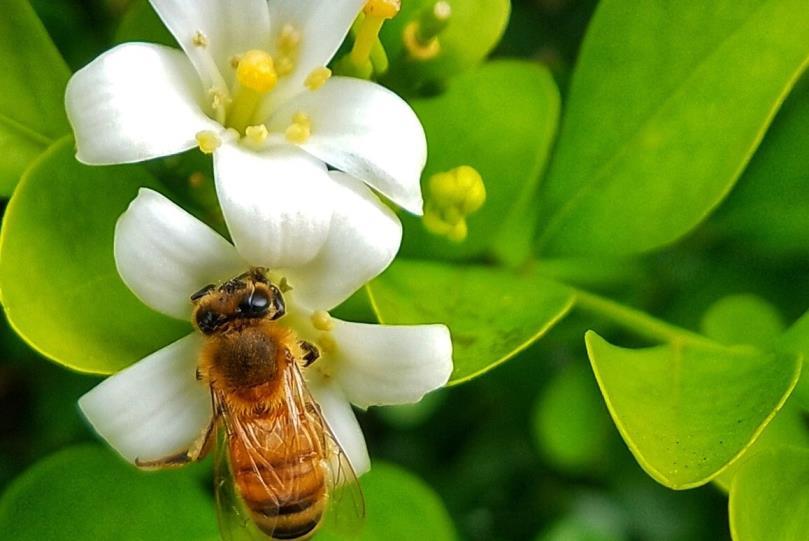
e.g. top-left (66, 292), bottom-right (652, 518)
top-left (299, 340), bottom-right (320, 367)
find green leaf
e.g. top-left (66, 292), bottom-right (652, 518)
top-left (536, 0), bottom-right (809, 256)
top-left (585, 331), bottom-right (801, 489)
top-left (713, 400), bottom-right (809, 492)
top-left (115, 0), bottom-right (176, 47)
top-left (714, 79), bottom-right (809, 255)
top-left (700, 294), bottom-right (785, 349)
top-left (532, 362), bottom-right (612, 473)
top-left (367, 260), bottom-right (575, 384)
top-left (0, 0), bottom-right (72, 195)
top-left (729, 447), bottom-right (809, 541)
top-left (0, 445), bottom-right (219, 541)
top-left (399, 60), bottom-right (559, 264)
top-left (381, 0), bottom-right (510, 90)
top-left (318, 462), bottom-right (456, 541)
top-left (778, 310), bottom-right (809, 411)
top-left (0, 138), bottom-right (189, 375)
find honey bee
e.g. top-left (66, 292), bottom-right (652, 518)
top-left (137, 268), bottom-right (363, 540)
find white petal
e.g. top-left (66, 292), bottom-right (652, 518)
top-left (331, 320), bottom-right (453, 409)
top-left (78, 333), bottom-right (211, 465)
top-left (115, 189), bottom-right (245, 320)
top-left (287, 172), bottom-right (401, 312)
top-left (213, 143), bottom-right (334, 269)
top-left (267, 78), bottom-right (427, 214)
top-left (307, 375), bottom-right (370, 477)
top-left (149, 0), bottom-right (271, 89)
top-left (263, 0), bottom-right (365, 109)
top-left (66, 43), bottom-right (219, 165)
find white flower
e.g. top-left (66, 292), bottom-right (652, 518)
top-left (65, 0), bottom-right (427, 214)
top-left (78, 153), bottom-right (452, 475)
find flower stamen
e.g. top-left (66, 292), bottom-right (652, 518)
top-left (195, 131), bottom-right (222, 154)
top-left (285, 112), bottom-right (312, 144)
top-left (305, 67), bottom-right (332, 91)
top-left (311, 310), bottom-right (335, 332)
top-left (348, 0), bottom-right (400, 75)
top-left (244, 124), bottom-right (269, 147)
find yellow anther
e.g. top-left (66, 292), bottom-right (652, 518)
top-left (236, 50), bottom-right (278, 93)
top-left (348, 0), bottom-right (400, 75)
top-left (245, 124), bottom-right (269, 146)
top-left (192, 30), bottom-right (209, 47)
top-left (364, 0), bottom-right (400, 19)
top-left (277, 24), bottom-right (301, 55)
top-left (195, 131), bottom-right (221, 154)
top-left (276, 56), bottom-right (295, 77)
top-left (311, 310), bottom-right (335, 332)
top-left (285, 112), bottom-right (311, 144)
top-left (305, 67), bottom-right (332, 91)
top-left (319, 333), bottom-right (338, 355)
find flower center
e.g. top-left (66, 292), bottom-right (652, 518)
top-left (227, 50), bottom-right (279, 133)
top-left (191, 25), bottom-right (332, 151)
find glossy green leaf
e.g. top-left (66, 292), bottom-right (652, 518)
top-left (533, 361), bottom-right (612, 473)
top-left (0, 445), bottom-right (218, 541)
top-left (586, 331), bottom-right (801, 489)
top-left (713, 400), bottom-right (809, 492)
top-left (700, 294), bottom-right (784, 349)
top-left (400, 60), bottom-right (559, 263)
top-left (715, 79), bottom-right (809, 255)
top-left (0, 0), bottom-right (71, 195)
top-left (115, 0), bottom-right (176, 47)
top-left (367, 260), bottom-right (575, 384)
top-left (318, 462), bottom-right (456, 541)
top-left (0, 138), bottom-right (189, 374)
top-left (536, 0), bottom-right (809, 256)
top-left (778, 310), bottom-right (809, 411)
top-left (381, 0), bottom-right (510, 89)
top-left (729, 447), bottom-right (809, 541)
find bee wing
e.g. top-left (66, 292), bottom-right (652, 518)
top-left (294, 369), bottom-right (366, 535)
top-left (212, 403), bottom-right (267, 541)
top-left (212, 365), bottom-right (364, 540)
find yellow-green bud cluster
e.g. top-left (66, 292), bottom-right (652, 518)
top-left (423, 165), bottom-right (486, 242)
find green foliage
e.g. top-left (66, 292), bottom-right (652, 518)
top-left (715, 79), bottom-right (809, 255)
top-left (319, 462), bottom-right (456, 541)
top-left (114, 0), bottom-right (175, 47)
top-left (380, 0), bottom-right (510, 90)
top-left (401, 60), bottom-right (559, 264)
top-left (0, 445), bottom-right (219, 541)
top-left (368, 260), bottom-right (575, 384)
top-left (0, 138), bottom-right (189, 374)
top-left (729, 447), bottom-right (809, 541)
top-left (700, 294), bottom-right (784, 349)
top-left (536, 0), bottom-right (809, 257)
top-left (0, 0), bottom-right (71, 195)
top-left (532, 362), bottom-right (611, 473)
top-left (586, 331), bottom-right (801, 489)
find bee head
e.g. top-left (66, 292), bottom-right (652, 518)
top-left (191, 268), bottom-right (286, 334)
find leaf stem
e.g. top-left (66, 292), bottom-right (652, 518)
top-left (573, 288), bottom-right (713, 347)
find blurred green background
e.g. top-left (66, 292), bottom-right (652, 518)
top-left (4, 0), bottom-right (809, 539)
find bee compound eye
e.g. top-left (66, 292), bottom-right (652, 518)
top-left (196, 310), bottom-right (222, 334)
top-left (239, 291), bottom-right (270, 316)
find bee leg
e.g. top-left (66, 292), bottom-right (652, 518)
top-left (134, 419), bottom-right (216, 470)
top-left (299, 340), bottom-right (320, 367)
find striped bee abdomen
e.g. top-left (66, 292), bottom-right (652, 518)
top-left (230, 424), bottom-right (328, 541)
